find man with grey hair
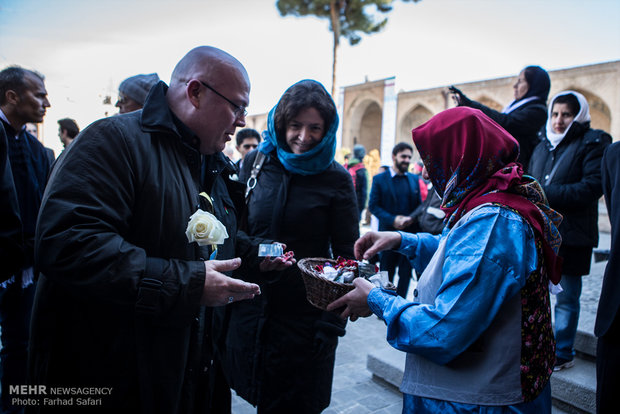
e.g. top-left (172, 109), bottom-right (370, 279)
top-left (115, 73), bottom-right (160, 114)
top-left (30, 47), bottom-right (261, 413)
top-left (0, 65), bottom-right (51, 414)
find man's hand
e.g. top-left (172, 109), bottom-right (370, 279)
top-left (326, 278), bottom-right (374, 321)
top-left (393, 215), bottom-right (413, 230)
top-left (201, 258), bottom-right (261, 306)
top-left (354, 231), bottom-right (402, 261)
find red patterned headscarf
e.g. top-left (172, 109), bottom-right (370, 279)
top-left (411, 107), bottom-right (563, 284)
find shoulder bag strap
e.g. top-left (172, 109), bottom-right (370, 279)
top-left (245, 151), bottom-right (267, 203)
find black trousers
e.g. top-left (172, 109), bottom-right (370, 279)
top-left (0, 276), bottom-right (36, 414)
top-left (379, 250), bottom-right (412, 298)
top-left (597, 311), bottom-right (620, 414)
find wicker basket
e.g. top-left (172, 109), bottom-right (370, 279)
top-left (297, 258), bottom-right (355, 310)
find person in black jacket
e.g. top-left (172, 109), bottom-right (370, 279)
top-left (0, 66), bottom-right (51, 414)
top-left (596, 141), bottom-right (620, 413)
top-left (449, 65), bottom-right (551, 169)
top-left (221, 80), bottom-right (359, 413)
top-left (30, 46), bottom-right (261, 414)
top-left (528, 90), bottom-right (612, 371)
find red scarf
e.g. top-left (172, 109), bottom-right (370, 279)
top-left (411, 107), bottom-right (563, 284)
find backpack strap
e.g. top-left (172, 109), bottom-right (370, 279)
top-left (245, 151), bottom-right (267, 203)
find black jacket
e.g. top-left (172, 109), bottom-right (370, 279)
top-left (1, 118), bottom-right (51, 270)
top-left (30, 82), bottom-right (240, 414)
top-left (528, 123), bottom-right (611, 248)
top-left (0, 125), bottom-right (23, 281)
top-left (219, 149), bottom-right (358, 412)
top-left (466, 99), bottom-right (547, 169)
top-left (595, 141), bottom-right (620, 337)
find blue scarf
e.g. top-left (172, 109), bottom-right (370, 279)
top-left (258, 104), bottom-right (338, 176)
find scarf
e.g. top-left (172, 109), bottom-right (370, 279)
top-left (412, 107), bottom-right (563, 284)
top-left (502, 65), bottom-right (550, 114)
top-left (545, 91), bottom-right (591, 150)
top-left (258, 100), bottom-right (338, 176)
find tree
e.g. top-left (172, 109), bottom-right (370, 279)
top-left (276, 0), bottom-right (421, 96)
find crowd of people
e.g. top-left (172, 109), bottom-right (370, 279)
top-left (0, 47), bottom-right (617, 414)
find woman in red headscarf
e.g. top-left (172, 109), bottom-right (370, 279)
top-left (328, 107), bottom-right (562, 413)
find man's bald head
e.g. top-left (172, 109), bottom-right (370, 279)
top-left (169, 46), bottom-right (248, 90)
top-left (166, 46), bottom-right (250, 155)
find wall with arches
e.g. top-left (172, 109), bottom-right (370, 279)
top-left (245, 61), bottom-right (619, 164)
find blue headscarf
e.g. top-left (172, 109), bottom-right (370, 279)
top-left (258, 88), bottom-right (339, 176)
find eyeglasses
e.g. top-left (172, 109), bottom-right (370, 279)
top-left (198, 80), bottom-right (247, 118)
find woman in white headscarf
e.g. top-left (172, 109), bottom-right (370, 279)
top-left (528, 91), bottom-right (612, 371)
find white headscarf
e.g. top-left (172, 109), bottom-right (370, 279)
top-left (545, 91), bottom-right (591, 150)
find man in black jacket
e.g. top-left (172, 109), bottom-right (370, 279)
top-left (0, 66), bottom-right (51, 414)
top-left (30, 46), bottom-right (260, 414)
top-left (596, 141), bottom-right (620, 413)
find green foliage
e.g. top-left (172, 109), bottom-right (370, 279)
top-left (277, 0), bottom-right (420, 46)
top-left (276, 0), bottom-right (421, 95)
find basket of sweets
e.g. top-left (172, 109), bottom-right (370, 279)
top-left (297, 256), bottom-right (379, 310)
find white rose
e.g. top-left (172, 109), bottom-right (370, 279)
top-left (185, 209), bottom-right (229, 246)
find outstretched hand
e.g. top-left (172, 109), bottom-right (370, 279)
top-left (201, 258), bottom-right (261, 306)
top-left (354, 231), bottom-right (402, 261)
top-left (326, 278), bottom-right (374, 321)
top-left (448, 85), bottom-right (472, 107)
top-left (259, 243), bottom-right (296, 272)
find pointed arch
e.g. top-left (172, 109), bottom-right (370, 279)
top-left (556, 88), bottom-right (612, 132)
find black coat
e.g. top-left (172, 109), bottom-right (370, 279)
top-left (0, 125), bottom-right (23, 281)
top-left (466, 99), bottom-right (547, 168)
top-left (219, 149), bottom-right (359, 412)
top-left (595, 141), bottom-right (620, 337)
top-left (2, 119), bottom-right (51, 270)
top-left (30, 82), bottom-right (240, 414)
top-left (528, 123), bottom-right (611, 250)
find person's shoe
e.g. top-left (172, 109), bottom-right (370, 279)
top-left (553, 357), bottom-right (575, 371)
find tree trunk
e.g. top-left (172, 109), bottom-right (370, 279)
top-left (329, 0), bottom-right (344, 97)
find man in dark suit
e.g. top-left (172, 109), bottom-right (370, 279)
top-left (595, 141), bottom-right (620, 413)
top-left (0, 65), bottom-right (51, 414)
top-left (368, 142), bottom-right (421, 297)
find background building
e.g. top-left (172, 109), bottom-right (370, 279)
top-left (246, 60), bottom-right (620, 167)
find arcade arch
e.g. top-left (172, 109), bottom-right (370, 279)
top-left (345, 98), bottom-right (383, 153)
top-left (398, 104), bottom-right (434, 151)
top-left (557, 88), bottom-right (611, 133)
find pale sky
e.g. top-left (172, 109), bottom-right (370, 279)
top-left (1, 0), bottom-right (619, 156)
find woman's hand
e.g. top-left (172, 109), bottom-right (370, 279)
top-left (259, 244), bottom-right (296, 272)
top-left (354, 231), bottom-right (402, 261)
top-left (327, 278), bottom-right (374, 321)
top-left (448, 86), bottom-right (472, 107)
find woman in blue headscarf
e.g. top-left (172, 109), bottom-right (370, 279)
top-left (219, 80), bottom-right (359, 413)
top-left (449, 65), bottom-right (551, 169)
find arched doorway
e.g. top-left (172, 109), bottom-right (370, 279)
top-left (567, 88), bottom-right (612, 133)
top-left (345, 98), bottom-right (383, 154)
top-left (398, 105), bottom-right (433, 161)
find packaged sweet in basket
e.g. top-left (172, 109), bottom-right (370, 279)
top-left (297, 257), bottom-right (391, 310)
